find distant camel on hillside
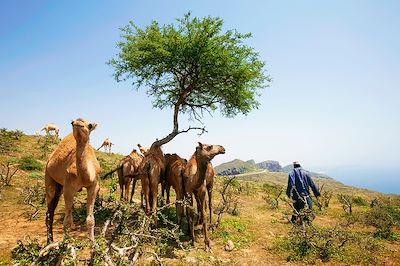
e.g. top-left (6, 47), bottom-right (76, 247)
top-left (97, 138), bottom-right (114, 153)
top-left (41, 123), bottom-right (59, 137)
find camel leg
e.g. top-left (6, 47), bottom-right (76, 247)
top-left (86, 183), bottom-right (99, 241)
top-left (207, 184), bottom-right (213, 223)
top-left (176, 188), bottom-right (184, 225)
top-left (117, 168), bottom-right (124, 200)
top-left (186, 194), bottom-right (195, 246)
top-left (124, 177), bottom-right (130, 201)
top-left (150, 179), bottom-right (158, 214)
top-left (195, 193), bottom-right (203, 225)
top-left (141, 175), bottom-right (151, 215)
top-left (130, 177), bottom-right (137, 203)
top-left (45, 175), bottom-right (62, 244)
top-left (198, 189), bottom-right (211, 252)
top-left (166, 185), bottom-right (171, 204)
top-left (63, 184), bottom-right (77, 237)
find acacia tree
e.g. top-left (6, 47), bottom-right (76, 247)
top-left (109, 13), bottom-right (270, 146)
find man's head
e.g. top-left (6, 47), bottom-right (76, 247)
top-left (293, 161), bottom-right (301, 168)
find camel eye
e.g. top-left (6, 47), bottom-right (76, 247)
top-left (88, 123), bottom-right (93, 130)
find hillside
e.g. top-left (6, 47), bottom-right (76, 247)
top-left (1, 129), bottom-right (399, 265)
top-left (214, 158), bottom-right (258, 175)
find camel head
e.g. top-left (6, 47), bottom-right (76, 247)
top-left (71, 118), bottom-right (97, 143)
top-left (196, 142), bottom-right (225, 161)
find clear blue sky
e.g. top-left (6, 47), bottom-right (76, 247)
top-left (1, 1), bottom-right (399, 185)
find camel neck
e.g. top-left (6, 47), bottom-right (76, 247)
top-left (195, 153), bottom-right (209, 187)
top-left (75, 139), bottom-right (91, 179)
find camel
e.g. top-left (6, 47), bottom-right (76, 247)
top-left (118, 149), bottom-right (143, 201)
top-left (97, 138), bottom-right (113, 153)
top-left (139, 143), bottom-right (165, 215)
top-left (41, 123), bottom-right (60, 137)
top-left (164, 153), bottom-right (187, 225)
top-left (137, 143), bottom-right (149, 156)
top-left (45, 118), bottom-right (100, 244)
top-left (183, 142), bottom-right (225, 251)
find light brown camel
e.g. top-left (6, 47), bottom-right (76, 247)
top-left (117, 149), bottom-right (143, 201)
top-left (164, 153), bottom-right (187, 225)
top-left (183, 142), bottom-right (225, 251)
top-left (139, 143), bottom-right (165, 215)
top-left (45, 118), bottom-right (100, 244)
top-left (137, 143), bottom-right (149, 156)
top-left (97, 138), bottom-right (113, 153)
top-left (41, 123), bottom-right (60, 137)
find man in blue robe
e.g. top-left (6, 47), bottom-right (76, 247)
top-left (286, 161), bottom-right (320, 223)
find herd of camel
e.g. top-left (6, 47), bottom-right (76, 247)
top-left (42, 119), bottom-right (225, 251)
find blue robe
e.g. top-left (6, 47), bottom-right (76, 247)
top-left (286, 167), bottom-right (320, 210)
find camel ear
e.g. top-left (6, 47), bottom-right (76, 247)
top-left (88, 123), bottom-right (97, 131)
top-left (198, 142), bottom-right (203, 149)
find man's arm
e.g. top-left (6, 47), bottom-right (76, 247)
top-left (306, 173), bottom-right (321, 197)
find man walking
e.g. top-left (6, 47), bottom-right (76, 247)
top-left (286, 161), bottom-right (320, 224)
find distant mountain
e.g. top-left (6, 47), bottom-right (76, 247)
top-left (256, 160), bottom-right (282, 172)
top-left (214, 159), bottom-right (257, 175)
top-left (215, 159), bottom-right (283, 176)
top-left (282, 164), bottom-right (332, 179)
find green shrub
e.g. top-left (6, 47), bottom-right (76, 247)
top-left (0, 128), bottom-right (20, 154)
top-left (352, 195), bottom-right (368, 207)
top-left (16, 156), bottom-right (43, 171)
top-left (365, 198), bottom-right (400, 240)
top-left (275, 225), bottom-right (379, 263)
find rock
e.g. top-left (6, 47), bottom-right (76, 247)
top-left (222, 258), bottom-right (232, 264)
top-left (225, 240), bottom-right (234, 251)
top-left (256, 160), bottom-right (282, 172)
top-left (184, 256), bottom-right (198, 264)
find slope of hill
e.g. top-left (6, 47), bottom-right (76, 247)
top-left (1, 129), bottom-right (399, 265)
top-left (214, 158), bottom-right (258, 174)
top-left (282, 164), bottom-right (332, 179)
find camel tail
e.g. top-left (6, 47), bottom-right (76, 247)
top-left (101, 166), bottom-right (121, 179)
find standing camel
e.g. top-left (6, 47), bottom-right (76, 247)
top-left (164, 153), bottom-right (187, 225)
top-left (118, 149), bottom-right (143, 201)
top-left (139, 143), bottom-right (165, 215)
top-left (183, 142), bottom-right (225, 251)
top-left (45, 118), bottom-right (100, 244)
top-left (97, 138), bottom-right (113, 153)
top-left (41, 123), bottom-right (60, 137)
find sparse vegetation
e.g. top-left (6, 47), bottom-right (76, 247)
top-left (2, 131), bottom-right (400, 265)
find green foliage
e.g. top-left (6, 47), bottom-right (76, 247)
top-left (11, 237), bottom-right (82, 265)
top-left (29, 171), bottom-right (43, 179)
top-left (275, 225), bottom-right (379, 264)
top-left (0, 128), bottom-right (21, 154)
top-left (262, 183), bottom-right (284, 209)
top-left (216, 217), bottom-right (251, 248)
top-left (36, 134), bottom-right (58, 159)
top-left (109, 12), bottom-right (270, 121)
top-left (12, 156), bottom-right (43, 171)
top-left (351, 195), bottom-right (368, 207)
top-left (365, 198), bottom-right (400, 240)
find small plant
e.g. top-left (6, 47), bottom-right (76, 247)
top-left (212, 176), bottom-right (241, 230)
top-left (275, 224), bottom-right (379, 263)
top-left (338, 194), bottom-right (353, 214)
top-left (0, 128), bottom-right (20, 154)
top-left (0, 162), bottom-right (19, 186)
top-left (316, 184), bottom-right (333, 211)
top-left (20, 183), bottom-right (46, 220)
top-left (365, 198), bottom-right (400, 240)
top-left (15, 156), bottom-right (43, 171)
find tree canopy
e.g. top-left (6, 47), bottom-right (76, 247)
top-left (108, 13), bottom-right (270, 146)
